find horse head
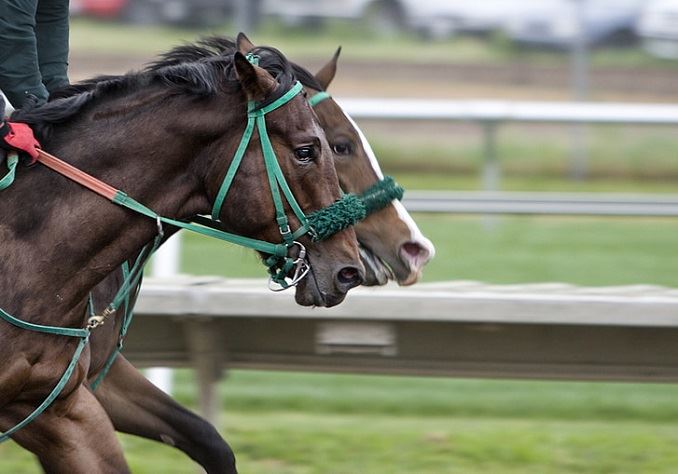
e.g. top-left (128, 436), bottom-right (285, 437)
top-left (207, 40), bottom-right (365, 306)
top-left (302, 50), bottom-right (435, 286)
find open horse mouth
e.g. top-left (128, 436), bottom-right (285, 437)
top-left (359, 238), bottom-right (432, 287)
top-left (359, 246), bottom-right (394, 286)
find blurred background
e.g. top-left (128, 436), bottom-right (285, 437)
top-left (3, 1), bottom-right (678, 473)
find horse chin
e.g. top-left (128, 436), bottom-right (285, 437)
top-left (395, 269), bottom-right (423, 286)
top-left (358, 245), bottom-right (422, 287)
top-left (392, 261), bottom-right (423, 287)
top-left (294, 278), bottom-right (347, 308)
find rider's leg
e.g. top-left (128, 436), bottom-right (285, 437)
top-left (1, 89), bottom-right (16, 118)
top-left (0, 0), bottom-right (49, 108)
top-left (35, 0), bottom-right (70, 94)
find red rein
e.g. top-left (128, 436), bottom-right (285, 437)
top-left (2, 121), bottom-right (118, 200)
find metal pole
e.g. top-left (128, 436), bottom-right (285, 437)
top-left (482, 121), bottom-right (500, 192)
top-left (185, 320), bottom-right (223, 426)
top-left (234, 0), bottom-right (262, 33)
top-left (569, 0), bottom-right (590, 180)
top-left (481, 121), bottom-right (500, 230)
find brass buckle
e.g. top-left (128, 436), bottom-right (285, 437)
top-left (87, 307), bottom-right (114, 330)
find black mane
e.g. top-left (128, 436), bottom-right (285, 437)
top-left (12, 36), bottom-right (297, 139)
top-left (146, 36), bottom-right (325, 92)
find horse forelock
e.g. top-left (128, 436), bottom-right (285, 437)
top-left (11, 36), bottom-right (297, 139)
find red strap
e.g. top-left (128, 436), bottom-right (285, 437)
top-left (36, 150), bottom-right (119, 201)
top-left (4, 122), bottom-right (41, 162)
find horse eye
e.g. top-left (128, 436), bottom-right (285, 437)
top-left (294, 146), bottom-right (316, 162)
top-left (332, 143), bottom-right (352, 156)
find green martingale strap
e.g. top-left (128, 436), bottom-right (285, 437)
top-left (0, 309), bottom-right (90, 443)
top-left (90, 261), bottom-right (136, 391)
top-left (0, 307), bottom-right (90, 338)
top-left (0, 335), bottom-right (89, 443)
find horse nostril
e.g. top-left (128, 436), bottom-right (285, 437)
top-left (402, 241), bottom-right (426, 259)
top-left (337, 266), bottom-right (363, 288)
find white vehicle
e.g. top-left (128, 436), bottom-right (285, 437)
top-left (636, 0), bottom-right (678, 58)
top-left (261, 0), bottom-right (521, 38)
top-left (503, 0), bottom-right (645, 49)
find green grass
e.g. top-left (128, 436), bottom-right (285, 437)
top-left (69, 18), bottom-right (678, 70)
top-left (176, 213), bottom-right (678, 287)
top-left (363, 123), bottom-right (678, 182)
top-left (6, 372), bottom-right (678, 473)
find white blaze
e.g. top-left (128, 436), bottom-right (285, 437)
top-left (338, 105), bottom-right (436, 259)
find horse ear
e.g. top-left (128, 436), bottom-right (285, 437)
top-left (233, 51), bottom-right (277, 101)
top-left (236, 32), bottom-right (256, 55)
top-left (314, 46), bottom-right (341, 91)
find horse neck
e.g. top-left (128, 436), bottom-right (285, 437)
top-left (0, 92), bottom-right (237, 326)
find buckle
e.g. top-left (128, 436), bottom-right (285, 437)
top-left (87, 307), bottom-right (114, 330)
top-left (268, 241), bottom-right (310, 292)
top-left (279, 224), bottom-right (292, 239)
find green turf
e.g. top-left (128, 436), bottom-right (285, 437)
top-left (175, 213), bottom-right (678, 287)
top-left (364, 124), bottom-right (678, 182)
top-left (5, 372), bottom-right (678, 473)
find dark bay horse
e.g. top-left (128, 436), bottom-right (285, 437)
top-left (0, 38), bottom-right (364, 472)
top-left (68, 36), bottom-right (434, 474)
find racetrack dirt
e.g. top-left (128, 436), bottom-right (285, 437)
top-left (69, 52), bottom-right (678, 102)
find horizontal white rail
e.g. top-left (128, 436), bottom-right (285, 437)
top-left (134, 277), bottom-right (678, 328)
top-left (124, 277), bottom-right (678, 384)
top-left (403, 191), bottom-right (678, 216)
top-left (339, 99), bottom-right (678, 125)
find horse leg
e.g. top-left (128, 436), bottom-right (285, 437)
top-left (7, 385), bottom-right (130, 474)
top-left (92, 355), bottom-right (237, 474)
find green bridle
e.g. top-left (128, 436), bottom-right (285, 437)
top-left (207, 79), bottom-right (359, 290)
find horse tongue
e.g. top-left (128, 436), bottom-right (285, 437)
top-left (359, 246), bottom-right (392, 286)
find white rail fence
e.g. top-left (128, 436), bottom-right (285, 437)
top-left (145, 99), bottom-right (678, 394)
top-left (130, 277), bottom-right (678, 421)
top-left (340, 98), bottom-right (678, 192)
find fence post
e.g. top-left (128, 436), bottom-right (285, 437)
top-left (146, 232), bottom-right (182, 394)
top-left (185, 319), bottom-right (223, 426)
top-left (481, 121), bottom-right (500, 192)
top-left (481, 121), bottom-right (501, 230)
top-left (569, 0), bottom-right (590, 180)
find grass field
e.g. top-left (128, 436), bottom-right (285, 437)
top-left (5, 371), bottom-right (678, 473)
top-left (365, 123), bottom-right (678, 182)
top-left (179, 212), bottom-right (678, 287)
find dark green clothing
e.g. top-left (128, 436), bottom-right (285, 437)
top-left (0, 0), bottom-right (70, 108)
